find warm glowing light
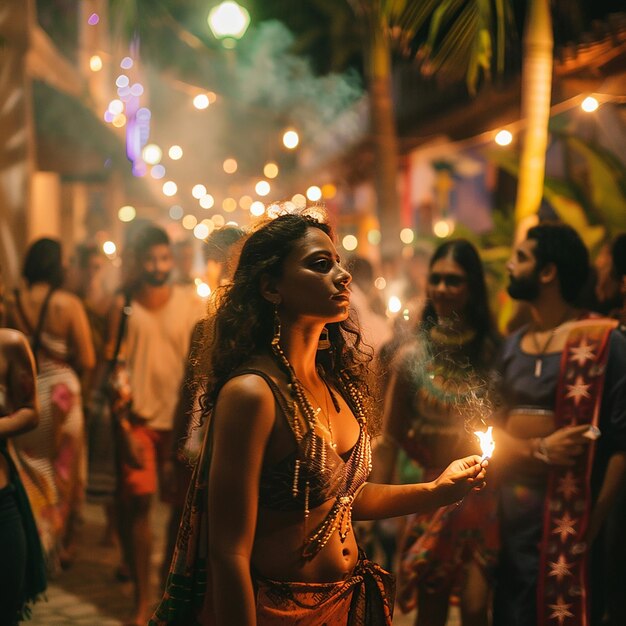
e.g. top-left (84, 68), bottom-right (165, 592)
top-left (266, 204), bottom-right (282, 218)
top-left (581, 96), bottom-right (599, 113)
top-left (250, 201), bottom-right (265, 217)
top-left (211, 214), bottom-right (225, 227)
top-left (321, 183), bottom-right (336, 199)
top-left (264, 162), bottom-right (279, 179)
top-left (197, 282), bottom-right (211, 298)
top-left (388, 296), bottom-right (402, 314)
top-left (200, 194), bottom-right (215, 209)
top-left (222, 197), bottom-right (237, 212)
top-left (342, 235), bottom-right (358, 251)
top-left (374, 277), bottom-right (386, 290)
top-left (193, 94), bottom-right (210, 110)
top-left (306, 186), bottom-right (322, 202)
top-left (142, 144), bottom-right (162, 165)
top-left (108, 99), bottom-right (124, 115)
top-left (207, 1), bottom-right (251, 41)
top-left (474, 427), bottom-right (495, 461)
top-left (495, 129), bottom-right (513, 146)
top-left (368, 230), bottom-right (381, 245)
top-left (118, 205), bottom-right (136, 222)
top-left (112, 114), bottom-right (127, 128)
top-left (150, 165), bottom-right (166, 179)
top-left (207, 92), bottom-right (218, 104)
top-left (182, 214), bottom-right (198, 230)
top-left (223, 158), bottom-right (238, 174)
top-left (283, 129), bottom-right (299, 149)
top-left (192, 184), bottom-right (207, 199)
top-left (89, 55), bottom-right (103, 72)
top-left (169, 205), bottom-right (183, 220)
top-left (255, 180), bottom-right (270, 196)
top-left (292, 193), bottom-right (306, 208)
top-left (433, 219), bottom-right (453, 238)
top-left (168, 145), bottom-right (183, 160)
top-left (103, 241), bottom-right (116, 255)
top-left (239, 195), bottom-right (253, 210)
top-left (194, 223), bottom-right (209, 239)
top-left (400, 228), bottom-right (415, 244)
top-left (162, 181), bottom-right (178, 196)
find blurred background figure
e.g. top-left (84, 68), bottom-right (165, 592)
top-left (6, 238), bottom-right (95, 570)
top-left (171, 239), bottom-right (196, 289)
top-left (347, 256), bottom-right (392, 354)
top-left (161, 225), bottom-right (246, 588)
top-left (106, 224), bottom-right (204, 625)
top-left (0, 267), bottom-right (47, 624)
top-left (372, 239), bottom-right (500, 626)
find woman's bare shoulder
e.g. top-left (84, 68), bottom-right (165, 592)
top-left (0, 328), bottom-right (32, 358)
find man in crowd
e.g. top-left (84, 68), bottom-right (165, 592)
top-left (492, 223), bottom-right (626, 626)
top-left (108, 225), bottom-right (204, 625)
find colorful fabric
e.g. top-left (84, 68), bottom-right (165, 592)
top-left (537, 319), bottom-right (615, 626)
top-left (397, 478), bottom-right (499, 612)
top-left (255, 554), bottom-right (395, 625)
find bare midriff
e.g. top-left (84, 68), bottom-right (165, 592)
top-left (253, 498), bottom-right (359, 583)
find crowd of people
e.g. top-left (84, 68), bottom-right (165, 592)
top-left (0, 211), bottom-right (624, 626)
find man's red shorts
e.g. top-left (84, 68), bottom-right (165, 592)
top-left (120, 423), bottom-right (172, 499)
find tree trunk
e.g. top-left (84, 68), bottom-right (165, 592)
top-left (514, 0), bottom-right (553, 242)
top-left (364, 18), bottom-right (401, 258)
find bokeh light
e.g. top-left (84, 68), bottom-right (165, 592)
top-left (112, 114), bottom-right (126, 128)
top-left (239, 195), bottom-right (253, 210)
top-left (162, 181), bottom-right (178, 196)
top-left (367, 229), bottom-right (381, 245)
top-left (255, 180), bottom-right (270, 196)
top-left (118, 205), bottom-right (136, 222)
top-left (292, 193), bottom-right (306, 208)
top-left (168, 145), bottom-right (183, 160)
top-left (388, 296), bottom-right (402, 314)
top-left (433, 219), bottom-right (454, 238)
top-left (193, 94), bottom-right (210, 110)
top-left (250, 201), bottom-right (265, 217)
top-left (495, 130), bottom-right (513, 146)
top-left (400, 228), bottom-right (415, 244)
top-left (282, 129), bottom-right (299, 149)
top-left (120, 57), bottom-right (133, 70)
top-left (169, 205), bottom-right (183, 220)
top-left (374, 277), bottom-right (386, 290)
top-left (192, 184), bottom-right (207, 199)
top-left (222, 197), bottom-right (237, 212)
top-left (89, 55), bottom-right (103, 72)
top-left (223, 158), bottom-right (238, 174)
top-left (581, 96), bottom-right (599, 113)
top-left (150, 165), bottom-right (166, 179)
top-left (102, 241), bottom-right (116, 255)
top-left (182, 214), bottom-right (198, 230)
top-left (200, 194), bottom-right (215, 209)
top-left (211, 214), bottom-right (225, 227)
top-left (306, 186), bottom-right (322, 202)
top-left (263, 162), bottom-right (279, 179)
top-left (194, 223), bottom-right (209, 239)
top-left (142, 144), bottom-right (162, 165)
top-left (321, 183), bottom-right (336, 199)
top-left (342, 235), bottom-right (358, 251)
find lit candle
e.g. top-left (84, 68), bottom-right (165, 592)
top-left (474, 426), bottom-right (495, 462)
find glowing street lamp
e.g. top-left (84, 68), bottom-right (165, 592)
top-left (207, 1), bottom-right (250, 48)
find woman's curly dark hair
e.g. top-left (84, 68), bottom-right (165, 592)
top-left (197, 211), bottom-right (377, 429)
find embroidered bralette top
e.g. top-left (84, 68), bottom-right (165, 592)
top-left (231, 368), bottom-right (372, 559)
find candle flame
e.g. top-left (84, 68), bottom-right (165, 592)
top-left (474, 426), bottom-right (494, 461)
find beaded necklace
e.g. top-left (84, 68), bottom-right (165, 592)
top-left (270, 330), bottom-right (371, 559)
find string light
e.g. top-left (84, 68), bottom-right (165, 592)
top-left (223, 158), bottom-right (238, 173)
top-left (292, 194), bottom-right (306, 208)
top-left (581, 96), bottom-right (599, 112)
top-left (200, 194), bottom-right (215, 209)
top-left (283, 129), bottom-right (299, 149)
top-left (255, 180), bottom-right (270, 196)
top-left (142, 144), bottom-right (162, 165)
top-left (163, 181), bottom-right (178, 196)
top-left (193, 94), bottom-right (210, 109)
top-left (192, 184), bottom-right (207, 199)
top-left (306, 186), bottom-right (322, 202)
top-left (400, 228), bottom-right (414, 244)
top-left (264, 162), bottom-right (279, 178)
top-left (168, 145), bottom-right (183, 160)
top-left (182, 214), bottom-right (198, 229)
top-left (250, 201), bottom-right (265, 216)
top-left (194, 223), bottom-right (209, 239)
top-left (103, 241), bottom-right (116, 255)
top-left (495, 130), bottom-right (513, 146)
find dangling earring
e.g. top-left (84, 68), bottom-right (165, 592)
top-left (317, 326), bottom-right (331, 350)
top-left (271, 302), bottom-right (281, 348)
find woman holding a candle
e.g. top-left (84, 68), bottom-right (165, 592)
top-left (151, 210), bottom-right (487, 626)
top-left (372, 239), bottom-right (500, 626)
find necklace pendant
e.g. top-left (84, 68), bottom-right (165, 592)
top-left (534, 358), bottom-right (542, 378)
top-left (331, 441), bottom-right (337, 450)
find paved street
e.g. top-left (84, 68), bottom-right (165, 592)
top-left (26, 502), bottom-right (458, 625)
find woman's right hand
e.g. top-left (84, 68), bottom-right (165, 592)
top-left (432, 455), bottom-right (487, 506)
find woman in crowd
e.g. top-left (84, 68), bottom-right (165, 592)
top-left (0, 273), bottom-right (46, 624)
top-left (151, 210), bottom-right (487, 626)
top-left (7, 238), bottom-right (95, 568)
top-left (372, 239), bottom-right (500, 626)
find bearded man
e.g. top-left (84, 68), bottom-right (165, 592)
top-left (491, 223), bottom-right (626, 626)
top-left (107, 225), bottom-right (204, 625)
